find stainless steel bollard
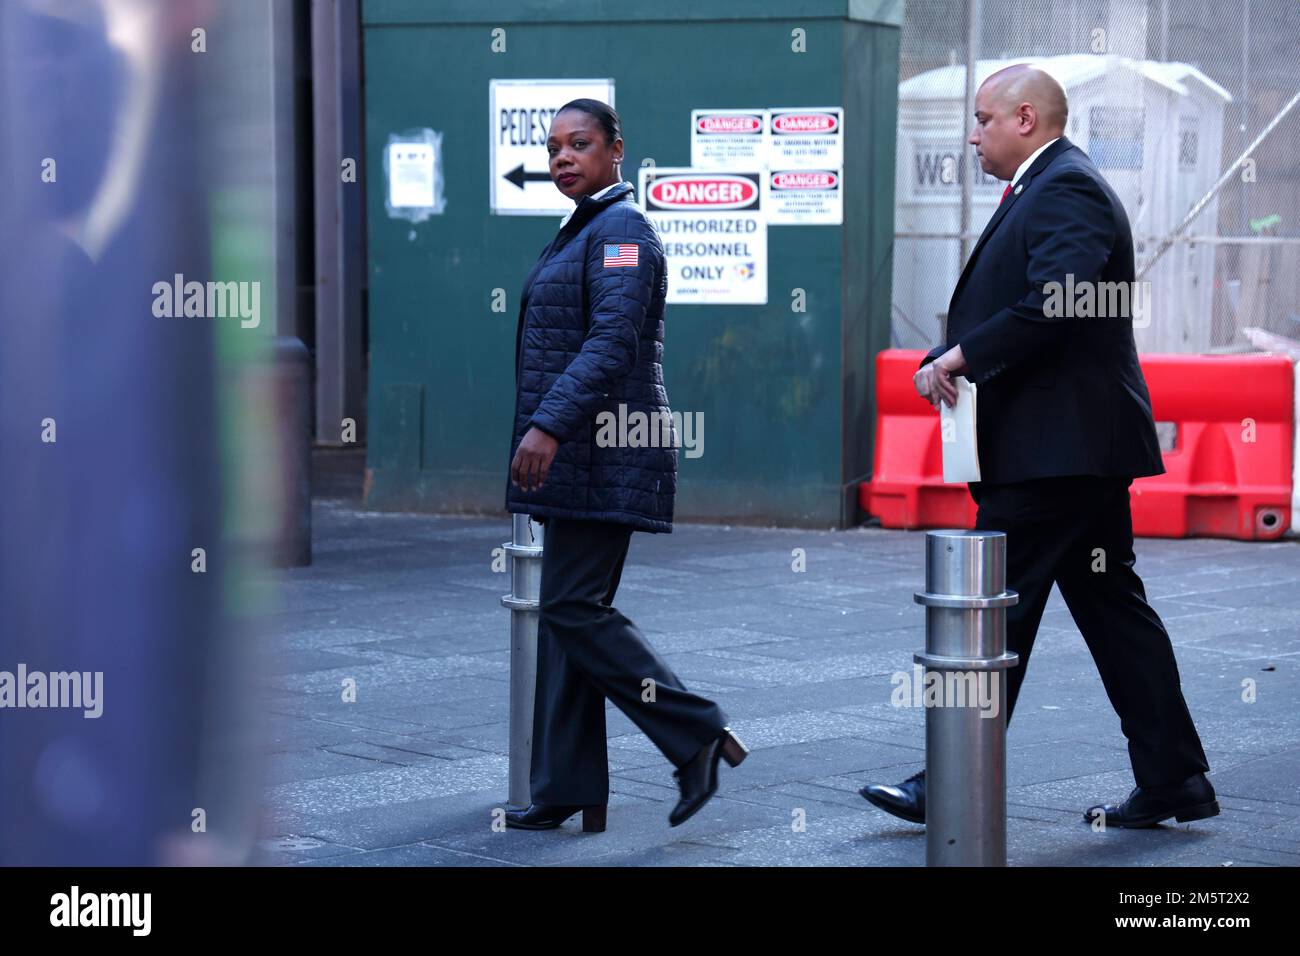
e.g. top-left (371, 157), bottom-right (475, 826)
top-left (913, 530), bottom-right (1020, 866)
top-left (500, 515), bottom-right (545, 810)
top-left (266, 336), bottom-right (312, 567)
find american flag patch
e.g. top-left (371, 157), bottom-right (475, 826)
top-left (603, 243), bottom-right (639, 268)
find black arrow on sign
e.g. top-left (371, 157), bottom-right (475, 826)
top-left (503, 163), bottom-right (552, 190)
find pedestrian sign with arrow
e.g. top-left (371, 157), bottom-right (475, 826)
top-left (489, 78), bottom-right (615, 216)
top-left (501, 163), bottom-right (553, 191)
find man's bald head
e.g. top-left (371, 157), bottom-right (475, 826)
top-left (969, 64), bottom-right (1069, 181)
top-left (981, 64), bottom-right (1068, 135)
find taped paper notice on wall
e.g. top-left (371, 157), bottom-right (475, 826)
top-left (385, 129), bottom-right (445, 221)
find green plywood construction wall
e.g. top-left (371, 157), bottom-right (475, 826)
top-left (362, 1), bottom-right (900, 527)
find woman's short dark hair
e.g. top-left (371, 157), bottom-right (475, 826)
top-left (555, 98), bottom-right (622, 147)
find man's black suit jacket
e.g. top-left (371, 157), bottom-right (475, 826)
top-left (923, 135), bottom-right (1165, 485)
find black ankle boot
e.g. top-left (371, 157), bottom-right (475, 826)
top-left (669, 727), bottom-right (748, 827)
top-left (504, 803), bottom-right (606, 832)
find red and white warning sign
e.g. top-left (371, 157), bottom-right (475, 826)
top-left (638, 167), bottom-right (767, 305)
top-left (765, 168), bottom-right (842, 225)
top-left (767, 108), bottom-right (843, 170)
top-left (689, 106), bottom-right (844, 226)
top-left (690, 109), bottom-right (768, 169)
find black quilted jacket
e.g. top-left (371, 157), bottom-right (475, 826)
top-left (504, 181), bottom-right (677, 533)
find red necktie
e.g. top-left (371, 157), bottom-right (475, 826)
top-left (1000, 182), bottom-right (1013, 204)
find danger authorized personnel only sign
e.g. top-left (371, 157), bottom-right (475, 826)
top-left (489, 78), bottom-right (614, 216)
top-left (638, 167), bottom-right (767, 305)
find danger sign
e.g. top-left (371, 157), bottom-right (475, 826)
top-left (768, 107), bottom-right (843, 169)
top-left (690, 109), bottom-right (768, 169)
top-left (647, 174), bottom-right (757, 209)
top-left (639, 167), bottom-right (767, 305)
top-left (766, 169), bottom-right (842, 225)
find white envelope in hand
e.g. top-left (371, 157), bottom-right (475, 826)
top-left (939, 376), bottom-right (980, 483)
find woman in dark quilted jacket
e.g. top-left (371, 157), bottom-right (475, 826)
top-left (504, 99), bottom-right (746, 833)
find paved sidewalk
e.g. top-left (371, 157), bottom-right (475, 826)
top-left (253, 500), bottom-right (1300, 866)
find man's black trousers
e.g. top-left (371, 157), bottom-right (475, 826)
top-left (529, 517), bottom-right (729, 806)
top-left (973, 476), bottom-right (1210, 788)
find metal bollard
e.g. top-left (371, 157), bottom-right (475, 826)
top-left (267, 336), bottom-right (312, 567)
top-left (913, 530), bottom-right (1019, 866)
top-left (500, 515), bottom-right (545, 810)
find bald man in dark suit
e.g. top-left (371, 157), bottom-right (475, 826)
top-left (860, 65), bottom-right (1216, 830)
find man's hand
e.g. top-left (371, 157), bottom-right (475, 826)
top-left (914, 345), bottom-right (968, 409)
top-left (510, 426), bottom-right (560, 492)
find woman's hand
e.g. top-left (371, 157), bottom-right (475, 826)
top-left (510, 426), bottom-right (560, 492)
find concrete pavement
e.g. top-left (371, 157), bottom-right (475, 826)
top-left (253, 499), bottom-right (1300, 866)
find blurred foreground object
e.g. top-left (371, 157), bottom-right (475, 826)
top-left (0, 0), bottom-right (279, 865)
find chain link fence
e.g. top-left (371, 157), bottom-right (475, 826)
top-left (892, 0), bottom-right (1300, 355)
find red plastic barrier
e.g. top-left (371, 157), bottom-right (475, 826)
top-left (1133, 354), bottom-right (1293, 539)
top-left (859, 350), bottom-right (1295, 540)
top-left (859, 350), bottom-right (978, 531)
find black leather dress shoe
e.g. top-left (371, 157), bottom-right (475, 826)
top-left (504, 803), bottom-right (606, 832)
top-left (860, 769), bottom-right (926, 824)
top-left (669, 727), bottom-right (748, 827)
top-left (1083, 773), bottom-right (1218, 828)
